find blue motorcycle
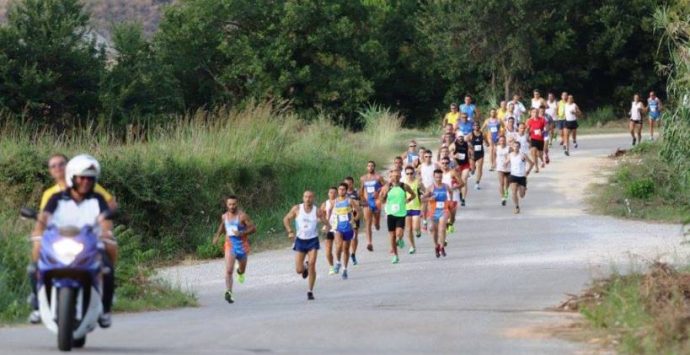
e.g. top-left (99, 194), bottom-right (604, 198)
top-left (22, 208), bottom-right (106, 352)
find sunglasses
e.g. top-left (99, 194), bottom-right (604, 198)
top-left (49, 162), bottom-right (66, 169)
top-left (424, 155), bottom-right (432, 158)
top-left (75, 176), bottom-right (96, 181)
top-left (405, 172), bottom-right (414, 175)
top-left (441, 162), bottom-right (449, 165)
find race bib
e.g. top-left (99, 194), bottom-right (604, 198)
top-left (337, 214), bottom-right (349, 223)
top-left (390, 204), bottom-right (400, 213)
top-left (456, 153), bottom-right (466, 160)
top-left (366, 186), bottom-right (375, 193)
top-left (651, 107), bottom-right (658, 112)
top-left (490, 127), bottom-right (498, 133)
top-left (534, 129), bottom-right (542, 135)
top-left (436, 201), bottom-right (445, 209)
top-left (474, 145), bottom-right (482, 151)
top-left (227, 226), bottom-right (239, 237)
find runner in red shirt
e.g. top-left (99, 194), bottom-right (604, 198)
top-left (526, 108), bottom-right (547, 173)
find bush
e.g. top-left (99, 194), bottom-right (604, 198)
top-left (625, 178), bottom-right (655, 200)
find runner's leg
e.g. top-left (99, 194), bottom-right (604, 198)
top-left (225, 250), bottom-right (236, 291)
top-left (307, 249), bottom-right (318, 291)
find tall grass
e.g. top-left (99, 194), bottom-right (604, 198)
top-left (0, 102), bottom-right (405, 322)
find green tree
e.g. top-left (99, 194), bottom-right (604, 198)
top-left (0, 0), bottom-right (105, 126)
top-left (100, 23), bottom-right (183, 127)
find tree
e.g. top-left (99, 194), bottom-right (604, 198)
top-left (0, 0), bottom-right (105, 126)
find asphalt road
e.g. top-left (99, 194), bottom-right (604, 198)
top-left (1, 134), bottom-right (686, 354)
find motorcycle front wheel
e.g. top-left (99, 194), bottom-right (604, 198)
top-left (57, 287), bottom-right (76, 352)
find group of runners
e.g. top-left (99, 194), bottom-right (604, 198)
top-left (215, 89), bottom-right (595, 303)
top-left (629, 91), bottom-right (664, 144)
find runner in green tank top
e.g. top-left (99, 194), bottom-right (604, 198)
top-left (379, 169), bottom-right (416, 264)
top-left (403, 166), bottom-right (424, 254)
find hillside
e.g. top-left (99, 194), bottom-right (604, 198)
top-left (0, 0), bottom-right (174, 39)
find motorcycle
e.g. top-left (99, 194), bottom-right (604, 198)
top-left (21, 207), bottom-right (108, 352)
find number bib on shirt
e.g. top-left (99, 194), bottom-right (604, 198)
top-left (534, 129), bottom-right (541, 135)
top-left (490, 127), bottom-right (498, 133)
top-left (337, 214), bottom-right (349, 223)
top-left (227, 226), bottom-right (238, 237)
top-left (456, 153), bottom-right (466, 160)
top-left (436, 201), bottom-right (445, 209)
top-left (366, 186), bottom-right (375, 193)
top-left (474, 145), bottom-right (482, 151)
top-left (390, 204), bottom-right (400, 214)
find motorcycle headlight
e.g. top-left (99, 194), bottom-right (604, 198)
top-left (53, 238), bottom-right (84, 265)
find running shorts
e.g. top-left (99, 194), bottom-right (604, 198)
top-left (337, 230), bottom-right (354, 241)
top-left (406, 210), bottom-right (421, 217)
top-left (530, 140), bottom-right (544, 151)
top-left (293, 237), bottom-right (320, 253)
top-left (430, 209), bottom-right (448, 223)
top-left (509, 175), bottom-right (527, 187)
top-left (630, 119), bottom-right (642, 125)
top-left (555, 120), bottom-right (566, 130)
top-left (325, 231), bottom-right (335, 240)
top-left (366, 196), bottom-right (379, 213)
top-left (565, 121), bottom-right (578, 130)
top-left (649, 111), bottom-right (661, 120)
top-left (473, 152), bottom-right (484, 161)
top-left (387, 215), bottom-right (406, 232)
top-left (457, 163), bottom-right (471, 172)
top-left (225, 236), bottom-right (250, 260)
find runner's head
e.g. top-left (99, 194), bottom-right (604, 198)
top-left (65, 154), bottom-right (100, 196)
top-left (464, 95), bottom-right (472, 105)
top-left (530, 108), bottom-right (537, 118)
top-left (518, 122), bottom-right (526, 134)
top-left (498, 135), bottom-right (506, 147)
top-left (225, 195), bottom-right (239, 213)
top-left (507, 117), bottom-right (515, 130)
top-left (460, 113), bottom-right (468, 122)
top-left (490, 109), bottom-right (497, 118)
top-left (539, 107), bottom-right (546, 117)
top-left (440, 146), bottom-right (449, 157)
top-left (47, 153), bottom-right (69, 182)
top-left (344, 176), bottom-right (355, 190)
top-left (512, 94), bottom-right (520, 102)
top-left (393, 156), bottom-right (403, 170)
top-left (328, 186), bottom-right (337, 200)
top-left (507, 102), bottom-right (515, 112)
top-left (337, 183), bottom-right (348, 197)
top-left (404, 166), bottom-right (415, 179)
top-left (388, 169), bottom-right (401, 184)
top-left (433, 169), bottom-right (443, 183)
top-left (472, 121), bottom-right (481, 132)
top-left (533, 90), bottom-right (540, 99)
top-left (445, 124), bottom-right (454, 134)
top-left (423, 150), bottom-right (433, 163)
top-left (367, 160), bottom-right (376, 173)
top-left (548, 92), bottom-right (555, 101)
top-left (633, 93), bottom-right (640, 102)
top-left (513, 140), bottom-right (521, 152)
top-left (567, 95), bottom-right (574, 104)
top-left (450, 103), bottom-right (458, 112)
top-left (440, 157), bottom-right (451, 171)
top-left (408, 140), bottom-right (417, 151)
top-left (649, 91), bottom-right (656, 99)
top-left (499, 100), bottom-right (507, 109)
top-left (303, 190), bottom-right (314, 207)
top-left (561, 91), bottom-right (568, 100)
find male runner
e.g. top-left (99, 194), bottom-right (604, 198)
top-left (440, 156), bottom-right (462, 233)
top-left (495, 135), bottom-right (511, 206)
top-left (460, 95), bottom-right (479, 122)
top-left (360, 161), bottom-right (385, 252)
top-left (443, 103), bottom-right (460, 130)
top-left (421, 169), bottom-right (452, 257)
top-left (344, 176), bottom-right (361, 265)
top-left (401, 140), bottom-right (420, 167)
top-left (320, 187), bottom-right (338, 274)
top-left (212, 195), bottom-right (257, 303)
top-left (333, 183), bottom-right (359, 279)
top-left (283, 190), bottom-right (331, 300)
top-left (449, 134), bottom-right (474, 207)
top-left (403, 166), bottom-right (423, 254)
top-left (531, 90), bottom-right (546, 109)
top-left (378, 170), bottom-right (416, 264)
top-left (546, 92), bottom-right (558, 146)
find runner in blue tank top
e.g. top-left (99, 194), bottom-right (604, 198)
top-left (360, 161), bottom-right (385, 252)
top-left (212, 195), bottom-right (257, 304)
top-left (647, 91), bottom-right (663, 141)
top-left (401, 140), bottom-right (420, 167)
top-left (421, 169), bottom-right (452, 258)
top-left (332, 183), bottom-right (359, 279)
top-left (460, 95), bottom-right (480, 122)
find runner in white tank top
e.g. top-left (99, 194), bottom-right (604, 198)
top-left (320, 188), bottom-right (338, 274)
top-left (494, 135), bottom-right (511, 206)
top-left (418, 150), bottom-right (437, 233)
top-left (283, 190), bottom-right (331, 301)
top-left (505, 141), bottom-right (534, 214)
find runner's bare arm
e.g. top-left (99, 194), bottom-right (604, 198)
top-left (403, 184), bottom-right (416, 203)
top-left (283, 205), bottom-right (299, 238)
top-left (212, 217), bottom-right (225, 245)
top-left (317, 208), bottom-right (331, 231)
top-left (525, 154), bottom-right (535, 175)
top-left (446, 185), bottom-right (454, 201)
top-left (240, 213), bottom-right (257, 238)
top-left (351, 199), bottom-right (361, 220)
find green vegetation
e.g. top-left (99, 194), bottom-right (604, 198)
top-left (0, 0), bottom-right (668, 129)
top-left (0, 103), bottom-right (406, 322)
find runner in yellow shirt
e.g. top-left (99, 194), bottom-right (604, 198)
top-left (39, 154), bottom-right (117, 211)
top-left (443, 103), bottom-right (460, 131)
top-left (556, 92), bottom-right (568, 147)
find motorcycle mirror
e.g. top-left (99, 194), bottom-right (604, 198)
top-left (20, 207), bottom-right (38, 220)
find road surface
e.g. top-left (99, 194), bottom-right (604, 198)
top-left (1, 134), bottom-right (686, 354)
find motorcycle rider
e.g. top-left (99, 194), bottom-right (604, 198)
top-left (30, 154), bottom-right (117, 328)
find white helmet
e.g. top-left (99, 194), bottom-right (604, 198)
top-left (65, 154), bottom-right (101, 188)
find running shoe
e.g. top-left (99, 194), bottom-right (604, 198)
top-left (366, 244), bottom-right (374, 252)
top-left (237, 272), bottom-right (246, 284)
top-left (632, 138), bottom-right (636, 146)
top-left (334, 262), bottom-right (341, 274)
top-left (329, 267), bottom-right (336, 275)
top-left (444, 241), bottom-right (448, 247)
top-left (302, 263), bottom-right (308, 279)
top-left (514, 206), bottom-right (520, 214)
top-left (397, 238), bottom-right (405, 249)
top-left (474, 184), bottom-right (480, 190)
top-left (435, 245), bottom-right (441, 258)
top-left (342, 269), bottom-right (348, 280)
top-left (98, 313), bottom-right (112, 328)
top-left (448, 224), bottom-right (455, 233)
top-left (416, 231), bottom-right (422, 239)
top-left (441, 247), bottom-right (447, 257)
top-left (564, 150), bottom-right (570, 156)
top-left (351, 254), bottom-right (358, 266)
top-left (374, 222), bottom-right (380, 231)
top-left (545, 154), bottom-right (550, 164)
top-left (224, 290), bottom-right (234, 304)
top-left (461, 199), bottom-right (466, 207)
top-left (574, 142), bottom-right (578, 148)
top-left (421, 220), bottom-right (428, 232)
top-left (409, 247), bottom-right (416, 254)
top-left (504, 190), bottom-right (509, 199)
top-left (307, 291), bottom-right (315, 300)
top-left (28, 310), bottom-right (41, 324)
top-left (501, 198), bottom-right (506, 206)
top-left (391, 255), bottom-right (399, 264)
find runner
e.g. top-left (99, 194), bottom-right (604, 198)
top-left (457, 112), bottom-right (473, 137)
top-left (437, 144), bottom-right (457, 169)
top-left (449, 134), bottom-right (474, 207)
top-left (515, 122), bottom-right (531, 157)
top-left (344, 177), bottom-right (362, 265)
top-left (360, 161), bottom-right (385, 252)
top-left (418, 149), bottom-right (437, 233)
top-left (495, 135), bottom-right (511, 206)
top-left (421, 169), bottom-right (452, 258)
top-left (564, 94), bottom-right (581, 156)
top-left (320, 187), bottom-right (338, 274)
top-left (443, 103), bottom-right (460, 131)
top-left (505, 102), bottom-right (516, 129)
top-left (539, 106), bottom-right (552, 165)
top-left (531, 90), bottom-right (546, 109)
top-left (460, 95), bottom-right (479, 122)
top-left (283, 190), bottom-right (331, 300)
top-left (504, 117), bottom-right (517, 141)
top-left (333, 183), bottom-right (359, 279)
top-left (546, 92), bottom-right (558, 146)
top-left (510, 95), bottom-right (527, 124)
top-left (647, 91), bottom-right (663, 141)
top-left (393, 156), bottom-right (404, 172)
top-left (505, 141), bottom-right (534, 214)
top-left (497, 100), bottom-right (508, 121)
top-left (469, 121), bottom-right (489, 190)
top-left (378, 170), bottom-right (416, 264)
top-left (630, 93), bottom-right (644, 145)
top-left (557, 91), bottom-right (568, 146)
top-left (526, 108), bottom-right (547, 172)
top-left (440, 156), bottom-right (462, 233)
top-left (402, 140), bottom-right (420, 167)
top-left (482, 109), bottom-right (503, 171)
top-left (403, 166), bottom-right (424, 254)
top-left (212, 195), bottom-right (257, 303)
